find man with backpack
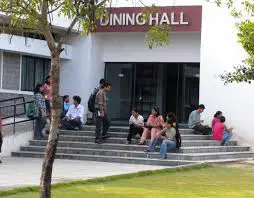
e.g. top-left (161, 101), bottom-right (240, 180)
top-left (87, 79), bottom-right (105, 125)
top-left (94, 82), bottom-right (112, 144)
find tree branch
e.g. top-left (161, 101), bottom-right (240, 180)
top-left (56, 16), bottom-right (78, 51)
top-left (47, 2), bottom-right (64, 14)
top-left (41, 0), bottom-right (48, 21)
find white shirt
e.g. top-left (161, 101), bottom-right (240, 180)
top-left (66, 104), bottom-right (84, 123)
top-left (129, 115), bottom-right (144, 126)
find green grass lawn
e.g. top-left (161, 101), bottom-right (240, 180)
top-left (2, 164), bottom-right (254, 198)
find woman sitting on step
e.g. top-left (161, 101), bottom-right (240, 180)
top-left (146, 112), bottom-right (182, 159)
top-left (138, 107), bottom-right (164, 145)
top-left (213, 115), bottom-right (233, 146)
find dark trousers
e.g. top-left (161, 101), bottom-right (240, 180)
top-left (60, 110), bottom-right (68, 119)
top-left (62, 119), bottom-right (82, 130)
top-left (95, 115), bottom-right (110, 140)
top-left (193, 124), bottom-right (211, 135)
top-left (127, 124), bottom-right (143, 141)
top-left (0, 135), bottom-right (2, 153)
top-left (34, 117), bottom-right (46, 139)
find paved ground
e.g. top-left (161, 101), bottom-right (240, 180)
top-left (0, 157), bottom-right (166, 190)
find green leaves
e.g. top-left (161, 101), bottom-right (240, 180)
top-left (145, 25), bottom-right (171, 49)
top-left (213, 0), bottom-right (254, 84)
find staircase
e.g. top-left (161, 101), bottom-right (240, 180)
top-left (12, 125), bottom-right (254, 166)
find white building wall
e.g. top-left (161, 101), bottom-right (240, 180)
top-left (100, 32), bottom-right (201, 63)
top-left (28, 0), bottom-right (254, 147)
top-left (0, 34), bottom-right (72, 59)
top-left (60, 34), bottom-right (104, 121)
top-left (199, 3), bottom-right (254, 148)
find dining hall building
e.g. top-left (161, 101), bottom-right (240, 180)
top-left (0, 0), bottom-right (253, 147)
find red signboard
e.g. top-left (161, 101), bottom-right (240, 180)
top-left (96, 6), bottom-right (202, 32)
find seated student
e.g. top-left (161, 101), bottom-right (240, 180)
top-left (146, 113), bottom-right (181, 158)
top-left (126, 109), bottom-right (144, 144)
top-left (63, 95), bottom-right (71, 113)
top-left (61, 95), bottom-right (71, 118)
top-left (62, 96), bottom-right (84, 130)
top-left (188, 104), bottom-right (211, 135)
top-left (138, 107), bottom-right (164, 145)
top-left (213, 116), bottom-right (233, 146)
top-left (212, 111), bottom-right (222, 132)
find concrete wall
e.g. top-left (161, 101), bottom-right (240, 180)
top-left (1, 131), bottom-right (33, 156)
top-left (0, 34), bottom-right (72, 60)
top-left (199, 3), bottom-right (254, 148)
top-left (60, 34), bottom-right (104, 122)
top-left (100, 32), bottom-right (201, 63)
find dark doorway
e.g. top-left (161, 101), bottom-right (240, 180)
top-left (105, 62), bottom-right (200, 123)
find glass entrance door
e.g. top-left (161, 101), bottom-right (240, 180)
top-left (134, 63), bottom-right (160, 119)
top-left (105, 63), bottom-right (160, 121)
top-left (105, 63), bottom-right (133, 120)
top-left (105, 62), bottom-right (200, 123)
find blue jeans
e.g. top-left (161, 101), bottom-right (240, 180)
top-left (160, 140), bottom-right (176, 159)
top-left (221, 131), bottom-right (233, 145)
top-left (148, 137), bottom-right (163, 152)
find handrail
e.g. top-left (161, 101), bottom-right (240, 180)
top-left (0, 99), bottom-right (35, 135)
top-left (0, 101), bottom-right (34, 110)
top-left (0, 96), bottom-right (25, 103)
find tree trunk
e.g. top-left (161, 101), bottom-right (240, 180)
top-left (40, 51), bottom-right (61, 198)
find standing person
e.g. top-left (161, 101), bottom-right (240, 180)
top-left (87, 79), bottom-right (106, 121)
top-left (94, 82), bottom-right (112, 144)
top-left (213, 116), bottom-right (233, 146)
top-left (188, 104), bottom-right (210, 135)
top-left (61, 96), bottom-right (84, 130)
top-left (42, 75), bottom-right (52, 119)
top-left (34, 84), bottom-right (47, 139)
top-left (138, 107), bottom-right (164, 145)
top-left (126, 109), bottom-right (144, 144)
top-left (0, 112), bottom-right (3, 163)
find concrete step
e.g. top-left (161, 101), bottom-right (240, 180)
top-left (82, 126), bottom-right (193, 134)
top-left (33, 138), bottom-right (238, 148)
top-left (179, 146), bottom-right (250, 153)
top-left (51, 135), bottom-right (213, 144)
top-left (60, 130), bottom-right (204, 138)
top-left (20, 146), bottom-right (254, 161)
top-left (29, 140), bottom-right (245, 153)
top-left (11, 151), bottom-right (196, 166)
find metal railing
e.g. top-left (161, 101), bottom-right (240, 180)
top-left (0, 96), bottom-right (26, 119)
top-left (0, 97), bottom-right (35, 135)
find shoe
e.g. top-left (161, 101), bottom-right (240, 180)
top-left (95, 139), bottom-right (104, 144)
top-left (126, 140), bottom-right (131, 145)
top-left (138, 142), bottom-right (145, 145)
top-left (144, 149), bottom-right (150, 153)
top-left (0, 160), bottom-right (2, 164)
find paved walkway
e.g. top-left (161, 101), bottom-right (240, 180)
top-left (0, 157), bottom-right (166, 190)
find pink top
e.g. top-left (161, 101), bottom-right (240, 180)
top-left (147, 114), bottom-right (164, 129)
top-left (213, 122), bottom-right (224, 141)
top-left (212, 117), bottom-right (220, 129)
top-left (42, 83), bottom-right (52, 101)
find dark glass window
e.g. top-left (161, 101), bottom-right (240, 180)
top-left (21, 55), bottom-right (50, 91)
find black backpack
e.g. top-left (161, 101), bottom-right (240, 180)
top-left (88, 88), bottom-right (99, 113)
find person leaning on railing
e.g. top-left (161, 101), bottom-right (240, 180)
top-left (0, 112), bottom-right (3, 163)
